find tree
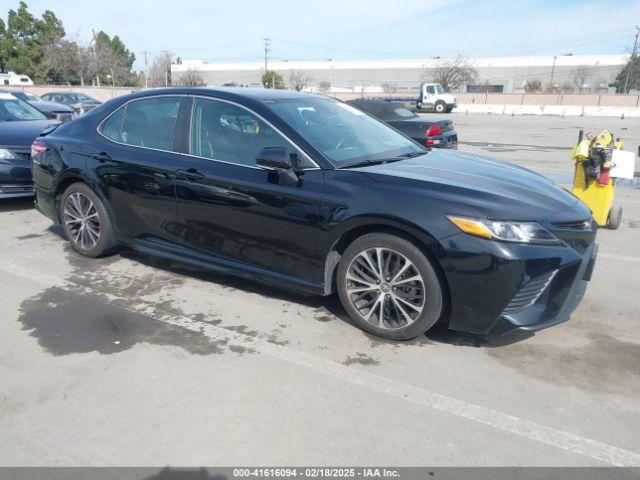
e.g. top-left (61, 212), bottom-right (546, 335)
top-left (262, 70), bottom-right (284, 89)
top-left (524, 79), bottom-right (542, 92)
top-left (147, 51), bottom-right (173, 87)
top-left (178, 69), bottom-right (205, 87)
top-left (573, 66), bottom-right (590, 92)
top-left (1, 2), bottom-right (65, 83)
top-left (614, 56), bottom-right (640, 93)
top-left (0, 3), bottom-right (138, 86)
top-left (288, 70), bottom-right (311, 91)
top-left (318, 79), bottom-right (331, 93)
top-left (381, 82), bottom-right (398, 93)
top-left (430, 56), bottom-right (478, 91)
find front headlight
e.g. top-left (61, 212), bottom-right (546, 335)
top-left (447, 216), bottom-right (559, 244)
top-left (0, 147), bottom-right (18, 160)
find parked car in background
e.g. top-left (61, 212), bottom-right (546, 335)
top-left (0, 71), bottom-right (34, 86)
top-left (32, 88), bottom-right (596, 341)
top-left (416, 83), bottom-right (456, 113)
top-left (7, 90), bottom-right (74, 123)
top-left (39, 92), bottom-right (102, 117)
top-left (0, 92), bottom-right (58, 198)
top-left (349, 99), bottom-right (458, 148)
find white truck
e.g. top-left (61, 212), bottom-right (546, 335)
top-left (416, 83), bottom-right (456, 113)
top-left (0, 71), bottom-right (34, 86)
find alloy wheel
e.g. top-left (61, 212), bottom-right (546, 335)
top-left (345, 247), bottom-right (425, 330)
top-left (64, 192), bottom-right (101, 250)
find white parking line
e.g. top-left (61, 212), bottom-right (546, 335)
top-left (2, 260), bottom-right (640, 467)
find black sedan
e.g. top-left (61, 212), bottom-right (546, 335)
top-left (40, 91), bottom-right (102, 117)
top-left (0, 92), bottom-right (58, 199)
top-left (348, 99), bottom-right (458, 148)
top-left (7, 90), bottom-right (74, 123)
top-left (31, 88), bottom-right (596, 340)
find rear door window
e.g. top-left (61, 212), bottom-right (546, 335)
top-left (118, 97), bottom-right (182, 151)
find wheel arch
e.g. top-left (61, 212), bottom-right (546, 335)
top-left (321, 217), bottom-right (451, 321)
top-left (53, 171), bottom-right (110, 224)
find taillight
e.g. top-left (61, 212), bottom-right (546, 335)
top-left (426, 124), bottom-right (441, 137)
top-left (31, 140), bottom-right (48, 157)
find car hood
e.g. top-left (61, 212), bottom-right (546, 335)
top-left (357, 149), bottom-right (589, 222)
top-left (0, 119), bottom-right (60, 149)
top-left (30, 101), bottom-right (73, 113)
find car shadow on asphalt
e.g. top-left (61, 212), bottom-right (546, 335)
top-left (46, 225), bottom-right (533, 350)
top-left (0, 197), bottom-right (34, 212)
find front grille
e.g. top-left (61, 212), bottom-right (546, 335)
top-left (16, 152), bottom-right (31, 162)
top-left (502, 270), bottom-right (558, 315)
top-left (551, 219), bottom-right (592, 230)
top-left (550, 219), bottom-right (595, 255)
top-left (56, 113), bottom-right (73, 123)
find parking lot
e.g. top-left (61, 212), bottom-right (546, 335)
top-left (1, 113), bottom-right (639, 467)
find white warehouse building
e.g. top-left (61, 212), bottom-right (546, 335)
top-left (171, 54), bottom-right (628, 93)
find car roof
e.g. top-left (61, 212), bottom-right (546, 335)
top-left (120, 87), bottom-right (324, 102)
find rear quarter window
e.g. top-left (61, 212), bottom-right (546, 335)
top-left (100, 107), bottom-right (125, 142)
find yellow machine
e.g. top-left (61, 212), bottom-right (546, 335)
top-left (571, 129), bottom-right (623, 229)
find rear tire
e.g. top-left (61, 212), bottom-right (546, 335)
top-left (606, 204), bottom-right (622, 230)
top-left (435, 101), bottom-right (446, 113)
top-left (59, 182), bottom-right (117, 257)
top-left (416, 101), bottom-right (423, 110)
top-left (336, 233), bottom-right (443, 340)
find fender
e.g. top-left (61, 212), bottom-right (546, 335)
top-left (318, 213), bottom-right (452, 295)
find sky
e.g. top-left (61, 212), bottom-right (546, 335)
top-left (10, 0), bottom-right (640, 70)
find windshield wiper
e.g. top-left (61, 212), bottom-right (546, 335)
top-left (339, 158), bottom-right (403, 169)
top-left (399, 150), bottom-right (429, 158)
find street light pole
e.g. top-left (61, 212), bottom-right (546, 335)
top-left (550, 55), bottom-right (557, 91)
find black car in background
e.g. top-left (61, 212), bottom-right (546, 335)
top-left (0, 92), bottom-right (58, 198)
top-left (32, 88), bottom-right (596, 340)
top-left (7, 90), bottom-right (74, 123)
top-left (40, 91), bottom-right (102, 117)
top-left (348, 99), bottom-right (458, 148)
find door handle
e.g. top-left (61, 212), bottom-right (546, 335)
top-left (91, 152), bottom-right (112, 162)
top-left (176, 168), bottom-right (205, 181)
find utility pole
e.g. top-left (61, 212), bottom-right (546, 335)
top-left (263, 38), bottom-right (271, 73)
top-left (623, 26), bottom-right (639, 94)
top-left (549, 55), bottom-right (557, 91)
top-left (143, 50), bottom-right (149, 88)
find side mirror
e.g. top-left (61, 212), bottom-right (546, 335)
top-left (256, 147), bottom-right (300, 187)
top-left (256, 147), bottom-right (291, 170)
top-left (44, 111), bottom-right (58, 120)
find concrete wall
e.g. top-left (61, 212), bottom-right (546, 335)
top-left (7, 85), bottom-right (640, 116)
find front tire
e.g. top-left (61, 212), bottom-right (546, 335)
top-left (60, 182), bottom-right (117, 257)
top-left (336, 233), bottom-right (443, 340)
top-left (434, 101), bottom-right (446, 113)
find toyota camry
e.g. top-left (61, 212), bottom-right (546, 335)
top-left (31, 88), bottom-right (597, 340)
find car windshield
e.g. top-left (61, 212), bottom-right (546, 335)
top-left (72, 93), bottom-right (97, 103)
top-left (265, 96), bottom-right (425, 165)
top-left (0, 94), bottom-right (47, 121)
top-left (12, 91), bottom-right (41, 102)
top-left (435, 84), bottom-right (445, 94)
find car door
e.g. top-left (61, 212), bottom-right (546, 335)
top-left (93, 95), bottom-right (186, 246)
top-left (174, 96), bottom-right (324, 286)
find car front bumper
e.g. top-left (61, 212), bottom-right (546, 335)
top-left (439, 228), bottom-right (597, 336)
top-left (1, 152), bottom-right (34, 199)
